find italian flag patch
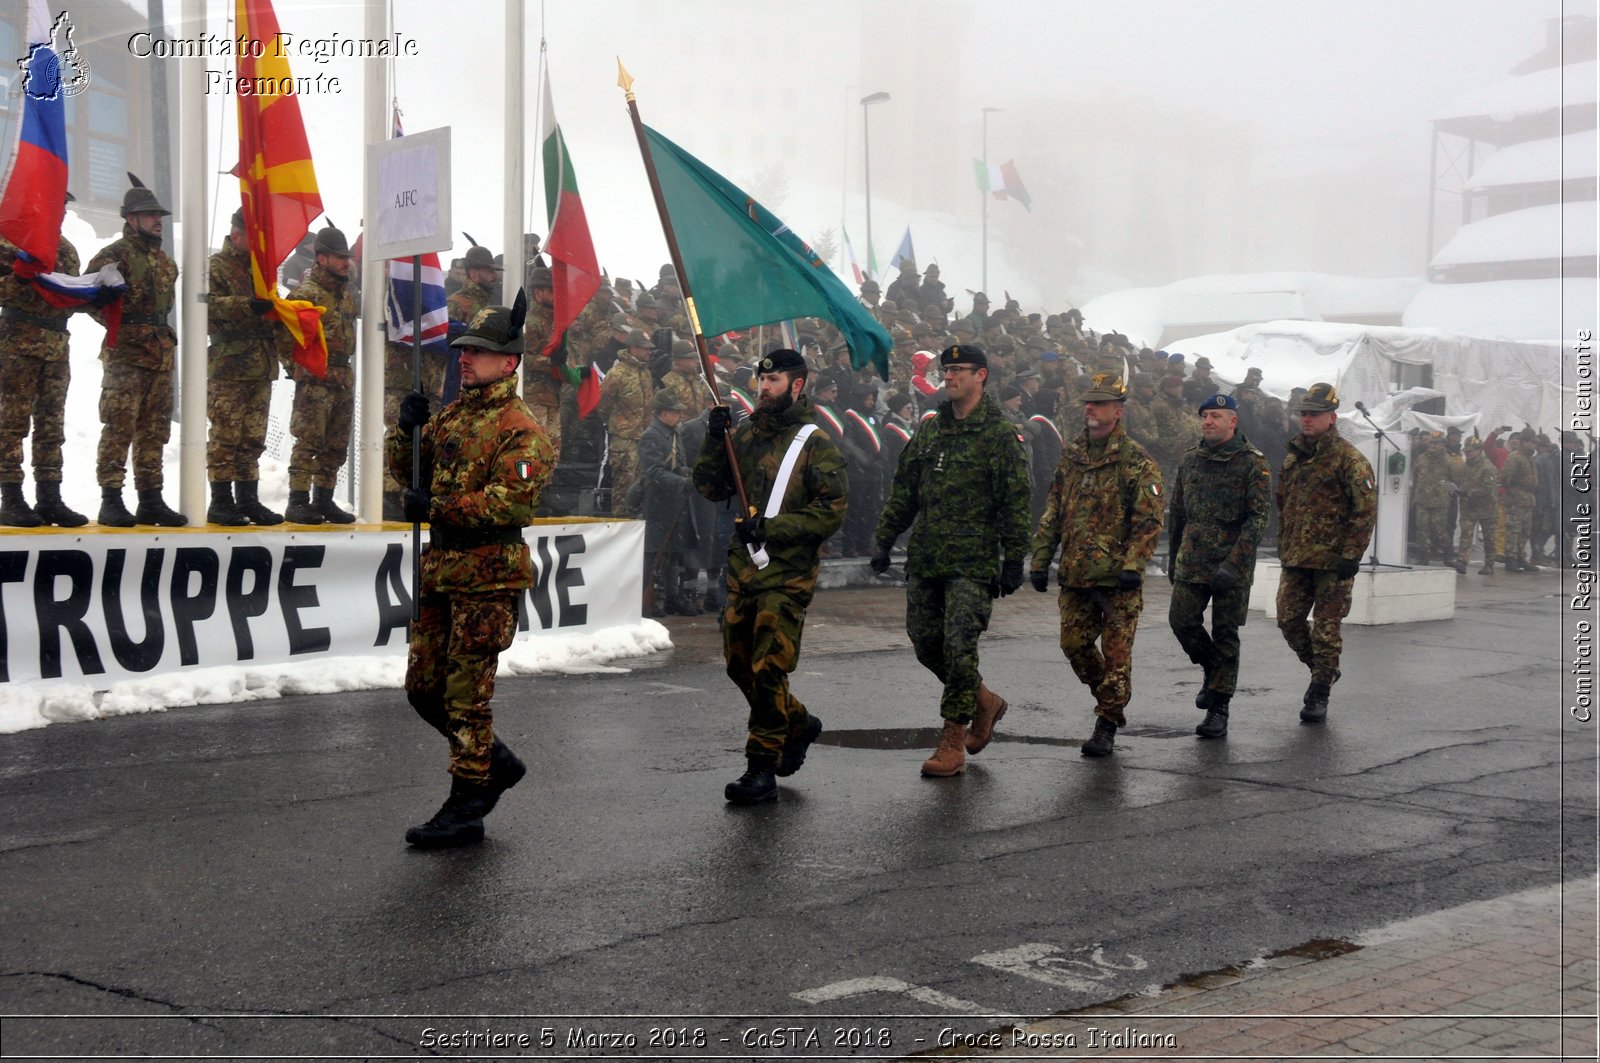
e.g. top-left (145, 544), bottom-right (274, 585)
top-left (515, 459), bottom-right (535, 481)
top-left (1149, 483), bottom-right (1161, 496)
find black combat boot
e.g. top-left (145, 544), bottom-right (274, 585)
top-left (33, 482), bottom-right (87, 527)
top-left (775, 714), bottom-right (823, 778)
top-left (1300, 680), bottom-right (1331, 723)
top-left (283, 489), bottom-right (324, 524)
top-left (382, 491), bottom-right (405, 522)
top-left (1195, 697), bottom-right (1230, 739)
top-left (97, 487), bottom-right (136, 528)
top-left (234, 481), bottom-right (283, 526)
top-left (405, 775), bottom-right (493, 849)
top-left (480, 739), bottom-right (527, 815)
top-left (206, 481), bottom-right (249, 526)
top-left (724, 755), bottom-right (778, 804)
top-left (134, 488), bottom-right (187, 527)
top-left (0, 482), bottom-right (42, 527)
top-left (1080, 717), bottom-right (1117, 757)
top-left (313, 485), bottom-right (356, 524)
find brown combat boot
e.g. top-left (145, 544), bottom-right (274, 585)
top-left (966, 683), bottom-right (1009, 754)
top-left (920, 720), bottom-right (967, 777)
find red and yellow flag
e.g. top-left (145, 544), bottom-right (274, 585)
top-left (235, 0), bottom-right (327, 377)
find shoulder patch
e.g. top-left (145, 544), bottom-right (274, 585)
top-left (1362, 477), bottom-right (1374, 490)
top-left (1149, 482), bottom-right (1162, 496)
top-left (515, 459), bottom-right (536, 481)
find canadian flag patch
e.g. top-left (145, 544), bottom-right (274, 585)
top-left (515, 459), bottom-right (535, 481)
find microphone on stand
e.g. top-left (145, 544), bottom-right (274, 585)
top-left (1354, 401), bottom-right (1369, 414)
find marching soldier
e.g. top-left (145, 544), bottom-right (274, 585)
top-left (284, 226), bottom-right (359, 524)
top-left (694, 348), bottom-right (848, 804)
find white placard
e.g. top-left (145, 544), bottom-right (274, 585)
top-left (365, 126), bottom-right (452, 260)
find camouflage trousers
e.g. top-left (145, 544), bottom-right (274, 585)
top-left (609, 437), bottom-right (640, 517)
top-left (1275, 566), bottom-right (1352, 685)
top-left (288, 378), bottom-right (353, 491)
top-left (529, 399), bottom-right (562, 460)
top-left (206, 377), bottom-right (271, 482)
top-left (1458, 508), bottom-right (1497, 563)
top-left (905, 575), bottom-right (994, 723)
top-left (1415, 505), bottom-right (1453, 561)
top-left (1503, 502), bottom-right (1533, 563)
top-left (1169, 579), bottom-right (1250, 698)
top-left (382, 345), bottom-right (448, 492)
top-left (1058, 585), bottom-right (1143, 727)
top-left (405, 590), bottom-right (517, 783)
top-left (0, 353), bottom-right (69, 483)
top-left (723, 589), bottom-right (812, 761)
top-left (97, 362), bottom-right (173, 490)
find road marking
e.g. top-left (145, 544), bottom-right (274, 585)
top-left (793, 976), bottom-right (991, 1013)
top-left (971, 943), bottom-right (1148, 992)
top-left (642, 681), bottom-right (704, 695)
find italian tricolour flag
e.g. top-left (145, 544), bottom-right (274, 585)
top-left (541, 65), bottom-right (602, 415)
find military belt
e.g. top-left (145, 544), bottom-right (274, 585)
top-left (0, 308), bottom-right (69, 332)
top-left (122, 312), bottom-right (169, 326)
top-left (210, 328), bottom-right (275, 343)
top-left (429, 524), bottom-right (525, 550)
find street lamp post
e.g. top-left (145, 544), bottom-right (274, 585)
top-left (861, 91), bottom-right (890, 280)
top-left (982, 106), bottom-right (1001, 295)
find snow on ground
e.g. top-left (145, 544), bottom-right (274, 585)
top-left (0, 619), bottom-right (672, 735)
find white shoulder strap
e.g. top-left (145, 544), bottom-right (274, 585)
top-left (747, 423), bottom-right (818, 570)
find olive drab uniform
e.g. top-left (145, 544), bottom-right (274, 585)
top-left (287, 263), bottom-right (357, 493)
top-left (87, 224), bottom-right (178, 491)
top-left (1498, 444), bottom-right (1538, 567)
top-left (385, 372), bottom-right (554, 784)
top-left (1410, 444), bottom-right (1453, 563)
top-left (206, 239), bottom-right (284, 484)
top-left (1168, 431), bottom-right (1272, 703)
top-left (520, 300), bottom-right (564, 455)
top-left (0, 234), bottom-right (78, 487)
top-left (599, 350), bottom-right (653, 515)
top-left (1457, 449), bottom-right (1500, 568)
top-left (1275, 429), bottom-right (1377, 686)
top-left (876, 393), bottom-right (1033, 725)
top-left (693, 394), bottom-right (848, 763)
top-left (661, 365), bottom-right (715, 415)
top-left (1029, 422), bottom-right (1164, 727)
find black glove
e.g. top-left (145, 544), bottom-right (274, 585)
top-left (870, 543), bottom-right (892, 575)
top-left (1334, 558), bottom-right (1362, 579)
top-left (249, 296), bottom-right (275, 316)
top-left (734, 515), bottom-right (765, 547)
top-left (998, 559), bottom-right (1024, 597)
top-left (1210, 562), bottom-right (1238, 592)
top-left (398, 390), bottom-right (431, 432)
top-left (402, 488), bottom-right (431, 524)
top-left (1030, 568), bottom-right (1049, 593)
top-left (1117, 569), bottom-right (1143, 591)
top-left (708, 405), bottom-right (732, 442)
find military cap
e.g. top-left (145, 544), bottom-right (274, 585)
top-left (972, 291), bottom-right (990, 304)
top-left (1168, 352), bottom-right (1185, 364)
top-left (614, 277), bottom-right (634, 292)
top-left (757, 348), bottom-right (806, 374)
top-left (898, 260), bottom-right (917, 273)
top-left (451, 303), bottom-right (524, 355)
top-left (1445, 425), bottom-right (1462, 436)
top-left (1160, 373), bottom-right (1185, 390)
top-left (1536, 431), bottom-right (1552, 445)
top-left (940, 344), bottom-right (987, 370)
top-left (528, 265), bottom-right (554, 289)
top-left (797, 332), bottom-right (821, 351)
top-left (1293, 381), bottom-right (1340, 413)
top-left (634, 292), bottom-right (658, 309)
top-left (717, 342), bottom-right (743, 360)
top-left (671, 338), bottom-right (697, 359)
top-left (609, 311), bottom-right (634, 331)
top-left (951, 318), bottom-right (977, 335)
top-left (1242, 366), bottom-right (1264, 382)
top-left (861, 279), bottom-right (881, 293)
top-left (623, 329), bottom-right (652, 348)
top-left (1198, 393), bottom-right (1238, 414)
top-left (463, 245), bottom-right (503, 271)
top-left (652, 388), bottom-right (687, 412)
top-left (659, 263), bottom-right (677, 279)
top-left (1039, 349), bottom-right (1065, 362)
top-left (999, 384), bottom-right (1023, 402)
top-left (230, 208), bottom-right (244, 230)
top-left (313, 226), bottom-right (350, 256)
top-left (924, 263), bottom-right (940, 275)
top-left (1081, 371), bottom-right (1128, 402)
top-left (120, 174), bottom-right (170, 217)
top-left (1464, 435), bottom-right (1483, 449)
top-left (1194, 356), bottom-right (1212, 369)
top-left (1515, 427), bottom-right (1538, 442)
top-left (1012, 365), bottom-right (1040, 382)
top-left (880, 299), bottom-right (899, 313)
top-left (812, 373), bottom-right (839, 394)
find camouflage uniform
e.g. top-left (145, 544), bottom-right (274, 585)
top-left (1029, 423), bottom-right (1164, 726)
top-left (287, 263), bottom-right (357, 492)
top-left (521, 301), bottom-right (565, 453)
top-left (693, 394), bottom-right (848, 761)
top-left (876, 394), bottom-right (1032, 723)
top-left (206, 239), bottom-right (283, 483)
top-left (87, 224), bottom-right (178, 490)
top-left (1456, 450), bottom-right (1499, 566)
top-left (661, 365), bottom-right (715, 414)
top-left (599, 351), bottom-right (653, 515)
top-left (385, 372), bottom-right (554, 783)
top-left (1498, 445), bottom-right (1538, 566)
top-left (1275, 430), bottom-right (1377, 685)
top-left (1168, 432), bottom-right (1272, 699)
top-left (1409, 445), bottom-right (1453, 562)
top-left (0, 235), bottom-right (78, 484)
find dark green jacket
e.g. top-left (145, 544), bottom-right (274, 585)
top-left (693, 394), bottom-right (848, 603)
top-left (876, 392), bottom-right (1032, 580)
top-left (1169, 431), bottom-right (1272, 583)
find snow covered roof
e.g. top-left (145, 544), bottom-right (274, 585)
top-left (1430, 200), bottom-right (1597, 266)
top-left (1464, 130), bottom-right (1599, 189)
top-left (1434, 60), bottom-right (1597, 126)
top-left (1403, 276), bottom-right (1596, 342)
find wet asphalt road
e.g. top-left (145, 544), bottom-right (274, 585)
top-left (0, 579), bottom-right (1590, 1059)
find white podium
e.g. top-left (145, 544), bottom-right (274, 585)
top-left (1250, 559), bottom-right (1457, 625)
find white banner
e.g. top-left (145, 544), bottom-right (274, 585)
top-left (0, 521), bottom-right (643, 686)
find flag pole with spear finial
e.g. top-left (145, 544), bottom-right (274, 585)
top-left (616, 59), bottom-right (753, 524)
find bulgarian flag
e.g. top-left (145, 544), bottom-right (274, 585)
top-left (541, 64), bottom-right (602, 416)
top-left (972, 157), bottom-right (1032, 212)
top-left (235, 0), bottom-right (328, 377)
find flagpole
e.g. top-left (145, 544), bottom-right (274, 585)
top-left (505, 0), bottom-right (526, 306)
top-left (616, 60), bottom-right (751, 521)
top-left (178, 0), bottom-right (207, 523)
top-left (359, 0), bottom-right (390, 527)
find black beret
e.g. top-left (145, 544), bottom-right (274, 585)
top-left (757, 348), bottom-right (806, 374)
top-left (940, 344), bottom-right (987, 370)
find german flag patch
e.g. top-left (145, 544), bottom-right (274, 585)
top-left (515, 459), bottom-right (535, 481)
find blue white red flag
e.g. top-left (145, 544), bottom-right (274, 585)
top-left (0, 0), bottom-right (72, 270)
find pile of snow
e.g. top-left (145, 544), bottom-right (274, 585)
top-left (1434, 59), bottom-right (1598, 124)
top-left (1464, 130), bottom-right (1598, 190)
top-left (1405, 276), bottom-right (1594, 342)
top-left (1430, 201), bottom-right (1596, 267)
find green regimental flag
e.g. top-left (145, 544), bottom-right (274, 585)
top-left (643, 125), bottom-right (893, 379)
